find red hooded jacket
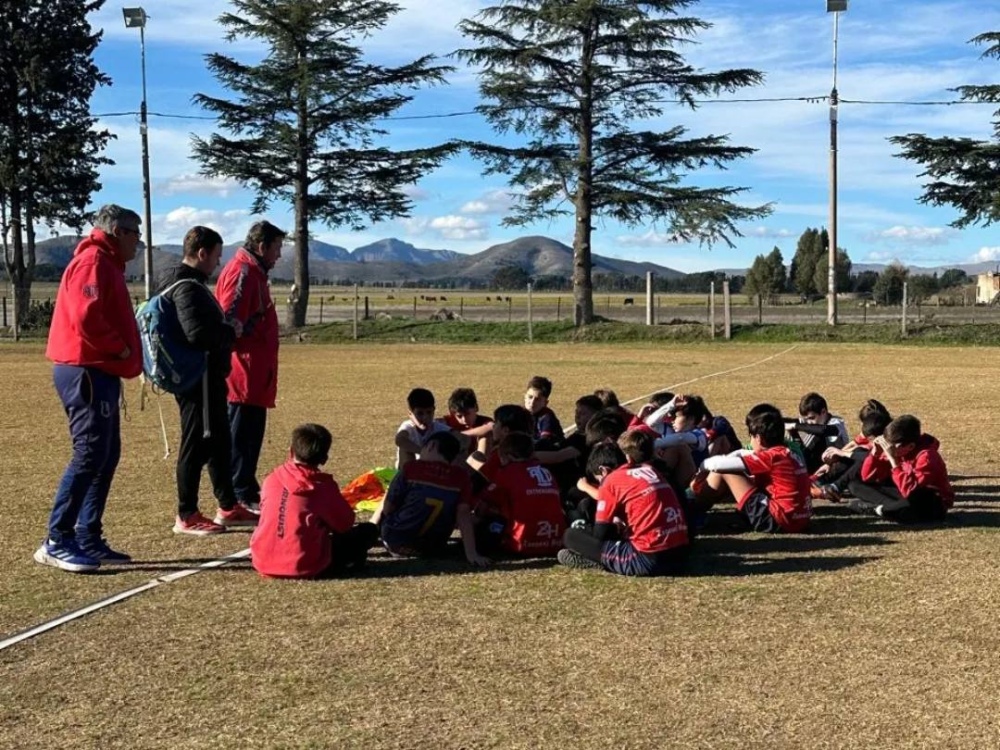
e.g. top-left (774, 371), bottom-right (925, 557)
top-left (215, 248), bottom-right (279, 408)
top-left (45, 229), bottom-right (142, 379)
top-left (250, 460), bottom-right (356, 578)
top-left (860, 434), bottom-right (954, 509)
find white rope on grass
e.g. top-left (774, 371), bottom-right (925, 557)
top-left (0, 549), bottom-right (250, 653)
top-left (1, 344), bottom-right (800, 653)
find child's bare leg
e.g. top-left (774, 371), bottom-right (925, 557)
top-left (657, 445), bottom-right (696, 488)
top-left (717, 472), bottom-right (756, 505)
top-left (368, 499), bottom-right (385, 527)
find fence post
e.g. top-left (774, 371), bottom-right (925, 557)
top-left (556, 296), bottom-right (561, 321)
top-left (901, 283), bottom-right (908, 337)
top-left (757, 294), bottom-right (763, 325)
top-left (460, 297), bottom-right (464, 316)
top-left (645, 272), bottom-right (654, 326)
top-left (709, 282), bottom-right (716, 339)
top-left (352, 285), bottom-right (358, 339)
top-left (527, 282), bottom-right (533, 342)
top-left (863, 301), bottom-right (867, 324)
top-left (2, 297), bottom-right (5, 328)
top-left (723, 281), bottom-right (732, 340)
top-left (606, 295), bottom-right (611, 313)
top-left (508, 296), bottom-right (512, 323)
top-left (319, 298), bottom-right (324, 324)
top-left (413, 296), bottom-right (417, 318)
top-left (364, 296), bottom-right (369, 321)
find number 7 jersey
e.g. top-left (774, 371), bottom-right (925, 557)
top-left (380, 460), bottom-right (474, 549)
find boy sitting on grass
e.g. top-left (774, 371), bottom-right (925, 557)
top-left (559, 429), bottom-right (689, 576)
top-left (475, 432), bottom-right (565, 557)
top-left (395, 387), bottom-right (451, 469)
top-left (524, 375), bottom-right (565, 448)
top-left (443, 387), bottom-right (494, 457)
top-left (847, 414), bottom-right (953, 523)
top-left (250, 424), bottom-right (378, 579)
top-left (691, 407), bottom-right (812, 533)
top-left (793, 392), bottom-right (850, 474)
top-left (376, 431), bottom-right (488, 567)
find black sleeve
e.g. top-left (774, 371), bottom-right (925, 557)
top-left (593, 522), bottom-right (620, 542)
top-left (787, 422), bottom-right (841, 438)
top-left (173, 282), bottom-right (235, 351)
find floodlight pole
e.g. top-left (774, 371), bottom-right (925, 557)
top-left (827, 2), bottom-right (846, 326)
top-left (125, 7), bottom-right (154, 299)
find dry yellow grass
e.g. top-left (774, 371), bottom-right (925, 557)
top-left (2, 340), bottom-right (999, 749)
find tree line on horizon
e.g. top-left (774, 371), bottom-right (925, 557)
top-left (2, 1), bottom-right (998, 331)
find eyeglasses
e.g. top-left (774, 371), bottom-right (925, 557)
top-left (119, 226), bottom-right (141, 237)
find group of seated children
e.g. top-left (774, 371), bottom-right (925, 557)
top-left (248, 379), bottom-right (954, 581)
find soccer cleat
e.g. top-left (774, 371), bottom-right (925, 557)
top-left (557, 548), bottom-right (603, 570)
top-left (846, 498), bottom-right (879, 516)
top-left (810, 484), bottom-right (842, 503)
top-left (214, 503), bottom-right (260, 528)
top-left (79, 538), bottom-right (132, 565)
top-left (173, 511), bottom-right (226, 536)
top-left (33, 539), bottom-right (100, 573)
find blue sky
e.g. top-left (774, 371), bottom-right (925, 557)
top-left (81, 0), bottom-right (1000, 273)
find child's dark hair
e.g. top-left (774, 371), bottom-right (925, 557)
top-left (746, 410), bottom-right (785, 447)
top-left (649, 391), bottom-right (675, 408)
top-left (859, 398), bottom-right (890, 421)
top-left (593, 388), bottom-right (620, 408)
top-left (526, 375), bottom-right (552, 398)
top-left (586, 442), bottom-right (626, 479)
top-left (746, 403), bottom-right (782, 430)
top-left (675, 395), bottom-right (708, 425)
top-left (493, 404), bottom-right (534, 433)
top-left (885, 415), bottom-right (921, 446)
top-left (861, 411), bottom-right (891, 439)
top-left (291, 423), bottom-right (332, 466)
top-left (407, 387), bottom-right (435, 410)
top-left (498, 432), bottom-right (534, 462)
top-left (424, 431), bottom-right (461, 463)
top-left (448, 387), bottom-right (479, 413)
top-left (799, 392), bottom-right (829, 416)
top-left (618, 429), bottom-right (654, 465)
top-left (575, 394), bottom-right (604, 412)
top-left (585, 409), bottom-right (627, 446)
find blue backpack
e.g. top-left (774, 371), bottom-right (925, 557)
top-left (136, 279), bottom-right (208, 394)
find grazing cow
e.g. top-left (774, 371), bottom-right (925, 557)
top-left (623, 297), bottom-right (635, 306)
top-left (504, 296), bottom-right (511, 303)
top-left (420, 295), bottom-right (426, 300)
top-left (485, 296), bottom-right (491, 302)
top-left (387, 294), bottom-right (395, 300)
top-left (426, 295), bottom-right (437, 302)
top-left (440, 296), bottom-right (447, 301)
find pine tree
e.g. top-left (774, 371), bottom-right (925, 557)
top-left (193, 0), bottom-right (453, 327)
top-left (891, 32), bottom-right (1000, 228)
top-left (455, 0), bottom-right (770, 326)
top-left (790, 227), bottom-right (820, 298)
top-left (0, 0), bottom-right (112, 331)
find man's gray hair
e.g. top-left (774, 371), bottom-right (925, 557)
top-left (93, 204), bottom-right (141, 233)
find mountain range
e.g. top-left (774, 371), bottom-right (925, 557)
top-left (28, 234), bottom-right (990, 284)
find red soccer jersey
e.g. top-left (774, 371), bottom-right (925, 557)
top-left (740, 446), bottom-right (813, 532)
top-left (479, 458), bottom-right (564, 555)
top-left (250, 460), bottom-right (355, 578)
top-left (596, 463), bottom-right (689, 554)
top-left (860, 434), bottom-right (954, 509)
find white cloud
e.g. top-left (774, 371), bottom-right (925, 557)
top-left (401, 184), bottom-right (431, 201)
top-left (868, 225), bottom-right (958, 246)
top-left (156, 206), bottom-right (252, 245)
top-left (972, 246), bottom-right (1000, 263)
top-left (428, 215), bottom-right (488, 241)
top-left (616, 230), bottom-right (684, 247)
top-left (460, 189), bottom-right (515, 215)
top-left (864, 251), bottom-right (901, 262)
top-left (746, 226), bottom-right (794, 239)
top-left (158, 173), bottom-right (242, 198)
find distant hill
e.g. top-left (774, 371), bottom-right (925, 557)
top-left (352, 238), bottom-right (459, 265)
top-left (33, 234), bottom-right (987, 285)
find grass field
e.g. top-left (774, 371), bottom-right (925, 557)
top-left (2, 340), bottom-right (1000, 749)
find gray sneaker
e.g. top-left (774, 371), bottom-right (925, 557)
top-left (557, 548), bottom-right (602, 570)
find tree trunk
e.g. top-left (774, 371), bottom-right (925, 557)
top-left (572, 21), bottom-right (596, 327)
top-left (287, 51), bottom-right (311, 329)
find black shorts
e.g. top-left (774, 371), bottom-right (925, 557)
top-left (740, 490), bottom-right (782, 533)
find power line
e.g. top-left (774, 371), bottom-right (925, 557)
top-left (94, 96), bottom-right (994, 123)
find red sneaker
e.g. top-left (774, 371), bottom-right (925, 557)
top-left (173, 511), bottom-right (226, 536)
top-left (214, 503), bottom-right (260, 528)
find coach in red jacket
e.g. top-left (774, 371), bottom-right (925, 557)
top-left (215, 220), bottom-right (284, 511)
top-left (35, 204), bottom-right (144, 573)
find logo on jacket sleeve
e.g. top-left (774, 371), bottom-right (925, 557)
top-left (83, 284), bottom-right (99, 299)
